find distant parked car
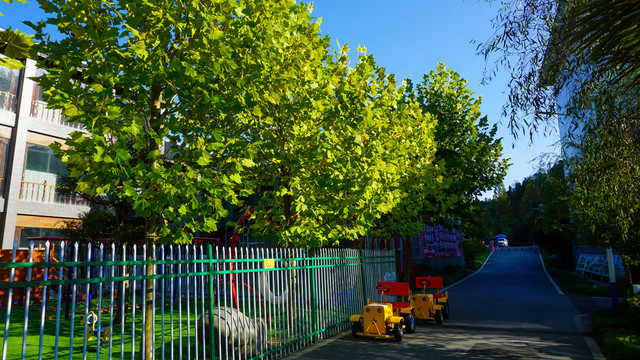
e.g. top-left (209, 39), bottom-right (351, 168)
top-left (496, 238), bottom-right (509, 247)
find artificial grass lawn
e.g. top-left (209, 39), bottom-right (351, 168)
top-left (592, 308), bottom-right (640, 360)
top-left (1, 297), bottom-right (341, 360)
top-left (1, 301), bottom-right (206, 360)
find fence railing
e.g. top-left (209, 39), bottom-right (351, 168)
top-left (19, 181), bottom-right (90, 207)
top-left (0, 241), bottom-right (396, 360)
top-left (0, 91), bottom-right (17, 113)
top-left (29, 100), bottom-right (83, 130)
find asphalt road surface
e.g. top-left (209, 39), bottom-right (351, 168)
top-left (287, 247), bottom-right (604, 360)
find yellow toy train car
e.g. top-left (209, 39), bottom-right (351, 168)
top-left (413, 277), bottom-right (449, 324)
top-left (350, 282), bottom-right (412, 341)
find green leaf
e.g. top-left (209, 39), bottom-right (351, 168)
top-left (229, 173), bottom-right (241, 184)
top-left (0, 28), bottom-right (34, 67)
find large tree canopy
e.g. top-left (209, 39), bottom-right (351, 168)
top-left (405, 64), bottom-right (508, 225)
top-left (32, 0), bottom-right (438, 247)
top-left (246, 48), bottom-right (435, 247)
top-left (569, 115), bottom-right (640, 294)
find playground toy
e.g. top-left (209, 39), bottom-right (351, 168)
top-left (349, 282), bottom-right (411, 342)
top-left (412, 277), bottom-right (447, 324)
top-left (86, 311), bottom-right (108, 341)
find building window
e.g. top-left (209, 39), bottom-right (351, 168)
top-left (30, 69), bottom-right (82, 129)
top-left (0, 135), bottom-right (9, 197)
top-left (19, 140), bottom-right (88, 206)
top-left (17, 226), bottom-right (63, 249)
top-left (24, 142), bottom-right (68, 175)
top-left (0, 60), bottom-right (21, 113)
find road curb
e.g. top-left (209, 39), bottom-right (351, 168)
top-left (538, 251), bottom-right (564, 295)
top-left (574, 314), bottom-right (605, 360)
top-left (443, 249), bottom-right (494, 291)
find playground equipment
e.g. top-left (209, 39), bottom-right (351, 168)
top-left (349, 282), bottom-right (407, 342)
top-left (412, 277), bottom-right (447, 324)
top-left (86, 311), bottom-right (108, 341)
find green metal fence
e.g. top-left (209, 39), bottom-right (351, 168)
top-left (0, 240), bottom-right (396, 359)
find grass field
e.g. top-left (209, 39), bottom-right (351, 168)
top-left (1, 301), bottom-right (207, 360)
top-left (592, 307), bottom-right (640, 360)
top-left (1, 296), bottom-right (348, 360)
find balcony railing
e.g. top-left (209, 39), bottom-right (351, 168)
top-left (19, 180), bottom-right (90, 207)
top-left (0, 90), bottom-right (17, 113)
top-left (29, 100), bottom-right (83, 130)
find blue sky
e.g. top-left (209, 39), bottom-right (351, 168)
top-left (0, 0), bottom-right (560, 196)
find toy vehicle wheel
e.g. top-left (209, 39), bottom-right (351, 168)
top-left (404, 311), bottom-right (416, 333)
top-left (393, 323), bottom-right (403, 342)
top-left (443, 301), bottom-right (450, 319)
top-left (435, 309), bottom-right (443, 325)
top-left (351, 321), bottom-right (361, 338)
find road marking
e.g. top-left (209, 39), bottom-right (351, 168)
top-left (538, 252), bottom-right (564, 295)
top-left (573, 314), bottom-right (606, 359)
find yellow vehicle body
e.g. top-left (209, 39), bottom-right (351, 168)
top-left (435, 290), bottom-right (450, 318)
top-left (412, 293), bottom-right (444, 324)
top-left (350, 302), bottom-right (405, 341)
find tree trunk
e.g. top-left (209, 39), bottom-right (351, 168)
top-left (144, 260), bottom-right (154, 360)
top-left (622, 255), bottom-right (635, 298)
top-left (140, 83), bottom-right (163, 360)
top-left (113, 265), bottom-right (131, 326)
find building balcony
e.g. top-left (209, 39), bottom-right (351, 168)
top-left (19, 180), bottom-right (90, 207)
top-left (29, 100), bottom-right (83, 130)
top-left (0, 90), bottom-right (17, 113)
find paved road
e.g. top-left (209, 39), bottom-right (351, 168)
top-left (287, 247), bottom-right (604, 359)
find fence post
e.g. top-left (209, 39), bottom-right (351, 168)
top-left (207, 245), bottom-right (216, 360)
top-left (1, 240), bottom-right (18, 360)
top-left (310, 248), bottom-right (318, 344)
top-left (359, 248), bottom-right (367, 306)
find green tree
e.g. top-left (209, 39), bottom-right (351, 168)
top-left (565, 0), bottom-right (640, 90)
top-left (28, 0), bottom-right (415, 357)
top-left (245, 48), bottom-right (435, 247)
top-left (477, 0), bottom-right (640, 140)
top-left (33, 0), bottom-right (437, 250)
top-left (569, 117), bottom-right (640, 296)
top-left (0, 0), bottom-right (34, 69)
top-left (479, 0), bottom-right (640, 284)
top-left (487, 184), bottom-right (518, 239)
top-left (483, 163), bottom-right (572, 262)
top-left (405, 63), bottom-right (508, 227)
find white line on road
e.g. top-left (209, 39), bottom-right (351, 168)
top-left (538, 251), bottom-right (564, 295)
top-left (443, 249), bottom-right (494, 291)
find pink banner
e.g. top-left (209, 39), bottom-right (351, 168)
top-left (418, 225), bottom-right (461, 258)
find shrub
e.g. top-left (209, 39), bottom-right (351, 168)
top-left (443, 264), bottom-right (461, 275)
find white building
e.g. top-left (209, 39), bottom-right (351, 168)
top-left (0, 55), bottom-right (90, 249)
